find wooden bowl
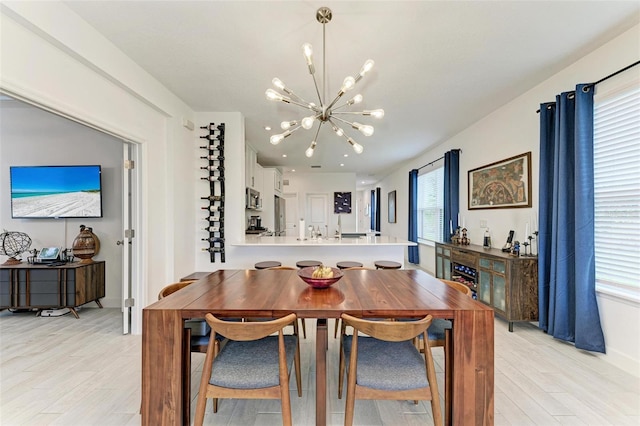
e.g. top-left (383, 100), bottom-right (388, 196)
top-left (297, 266), bottom-right (343, 289)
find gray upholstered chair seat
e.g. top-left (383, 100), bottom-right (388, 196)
top-left (427, 318), bottom-right (452, 340)
top-left (209, 335), bottom-right (297, 389)
top-left (343, 336), bottom-right (428, 390)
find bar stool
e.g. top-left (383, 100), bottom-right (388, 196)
top-left (296, 260), bottom-right (322, 268)
top-left (336, 261), bottom-right (363, 270)
top-left (374, 260), bottom-right (402, 270)
top-left (255, 261), bottom-right (282, 270)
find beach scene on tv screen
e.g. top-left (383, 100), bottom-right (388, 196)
top-left (11, 166), bottom-right (102, 218)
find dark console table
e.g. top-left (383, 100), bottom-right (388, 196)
top-left (0, 261), bottom-right (105, 318)
top-left (435, 242), bottom-right (538, 331)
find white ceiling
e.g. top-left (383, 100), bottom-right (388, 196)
top-left (62, 1), bottom-right (639, 186)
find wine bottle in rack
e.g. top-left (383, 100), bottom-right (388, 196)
top-left (201, 195), bottom-right (224, 201)
top-left (200, 165), bottom-right (225, 171)
top-left (204, 226), bottom-right (224, 232)
top-left (201, 176), bottom-right (224, 181)
top-left (202, 205), bottom-right (221, 212)
top-left (206, 216), bottom-right (222, 222)
top-left (200, 154), bottom-right (222, 160)
top-left (200, 124), bottom-right (221, 131)
top-left (199, 145), bottom-right (225, 154)
top-left (202, 237), bottom-right (225, 243)
top-left (202, 247), bottom-right (225, 253)
top-left (199, 134), bottom-right (223, 140)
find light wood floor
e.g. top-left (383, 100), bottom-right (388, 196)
top-left (1, 308), bottom-right (638, 425)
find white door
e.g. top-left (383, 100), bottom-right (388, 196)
top-left (284, 192), bottom-right (298, 236)
top-left (306, 193), bottom-right (329, 235)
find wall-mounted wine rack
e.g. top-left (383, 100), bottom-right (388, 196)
top-left (200, 122), bottom-right (225, 263)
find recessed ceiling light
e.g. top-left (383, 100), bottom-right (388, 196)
top-left (282, 154), bottom-right (287, 158)
top-left (264, 126), bottom-right (271, 131)
top-left (343, 154), bottom-right (348, 157)
top-left (340, 163), bottom-right (344, 167)
top-left (361, 181), bottom-right (365, 184)
top-left (291, 169), bottom-right (296, 172)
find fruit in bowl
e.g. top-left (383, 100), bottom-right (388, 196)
top-left (312, 265), bottom-right (334, 278)
top-left (298, 265), bottom-right (343, 289)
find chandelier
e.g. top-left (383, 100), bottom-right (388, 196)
top-left (265, 6), bottom-right (384, 157)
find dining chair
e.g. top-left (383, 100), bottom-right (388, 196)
top-left (194, 313), bottom-right (302, 426)
top-left (338, 313), bottom-right (442, 426)
top-left (420, 279), bottom-right (473, 425)
top-left (158, 280), bottom-right (213, 353)
top-left (266, 266), bottom-right (307, 338)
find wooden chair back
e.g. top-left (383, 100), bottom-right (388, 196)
top-left (158, 280), bottom-right (197, 299)
top-left (440, 279), bottom-right (473, 297)
top-left (194, 313), bottom-right (301, 426)
top-left (340, 313), bottom-right (442, 426)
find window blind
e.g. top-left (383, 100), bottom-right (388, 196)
top-left (594, 84), bottom-right (640, 290)
top-left (417, 167), bottom-right (444, 242)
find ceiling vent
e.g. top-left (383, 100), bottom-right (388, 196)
top-left (311, 165), bottom-right (322, 168)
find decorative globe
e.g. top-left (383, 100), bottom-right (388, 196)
top-left (0, 231), bottom-right (32, 265)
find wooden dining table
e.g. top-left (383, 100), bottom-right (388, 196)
top-left (141, 269), bottom-right (494, 425)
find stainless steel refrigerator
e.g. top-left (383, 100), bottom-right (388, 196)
top-left (274, 195), bottom-right (286, 236)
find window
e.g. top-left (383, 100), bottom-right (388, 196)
top-left (417, 167), bottom-right (444, 242)
top-left (594, 80), bottom-right (640, 295)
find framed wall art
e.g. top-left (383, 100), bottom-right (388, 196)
top-left (334, 191), bottom-right (352, 214)
top-left (468, 152), bottom-right (532, 210)
top-left (388, 190), bottom-right (397, 223)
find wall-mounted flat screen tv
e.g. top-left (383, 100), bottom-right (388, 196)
top-left (10, 165), bottom-right (103, 219)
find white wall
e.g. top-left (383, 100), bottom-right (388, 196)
top-left (0, 102), bottom-right (124, 307)
top-left (283, 172), bottom-right (357, 235)
top-left (377, 24), bottom-right (640, 375)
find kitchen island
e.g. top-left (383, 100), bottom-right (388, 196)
top-left (233, 234), bottom-right (415, 269)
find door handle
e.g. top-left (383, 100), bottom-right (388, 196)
top-left (116, 240), bottom-right (124, 245)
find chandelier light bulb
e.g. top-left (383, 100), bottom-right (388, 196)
top-left (305, 141), bottom-right (317, 158)
top-left (280, 120), bottom-right (297, 130)
top-left (302, 43), bottom-right (314, 65)
top-left (265, 89), bottom-right (283, 102)
top-left (366, 109), bottom-right (385, 119)
top-left (332, 125), bottom-right (344, 137)
top-left (341, 76), bottom-right (356, 92)
top-left (360, 59), bottom-right (375, 77)
top-left (301, 115), bottom-right (316, 129)
top-left (353, 122), bottom-right (374, 137)
top-left (348, 94), bottom-right (363, 105)
top-left (272, 78), bottom-right (286, 90)
top-left (348, 137), bottom-right (364, 154)
top-left (270, 134), bottom-right (284, 145)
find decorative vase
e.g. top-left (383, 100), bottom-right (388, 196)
top-left (72, 225), bottom-right (100, 263)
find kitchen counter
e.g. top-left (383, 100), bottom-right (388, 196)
top-left (234, 235), bottom-right (416, 246)
top-left (232, 234), bottom-right (414, 269)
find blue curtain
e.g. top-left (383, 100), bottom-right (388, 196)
top-left (370, 190), bottom-right (375, 231)
top-left (408, 169), bottom-right (419, 264)
top-left (443, 150), bottom-right (460, 243)
top-left (538, 84), bottom-right (605, 353)
top-left (375, 187), bottom-right (381, 232)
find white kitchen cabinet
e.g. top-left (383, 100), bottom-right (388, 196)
top-left (245, 145), bottom-right (259, 190)
top-left (264, 167), bottom-right (283, 195)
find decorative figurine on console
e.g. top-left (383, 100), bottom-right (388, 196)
top-left (451, 227), bottom-right (462, 245)
top-left (510, 241), bottom-right (520, 257)
top-left (460, 227), bottom-right (470, 245)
